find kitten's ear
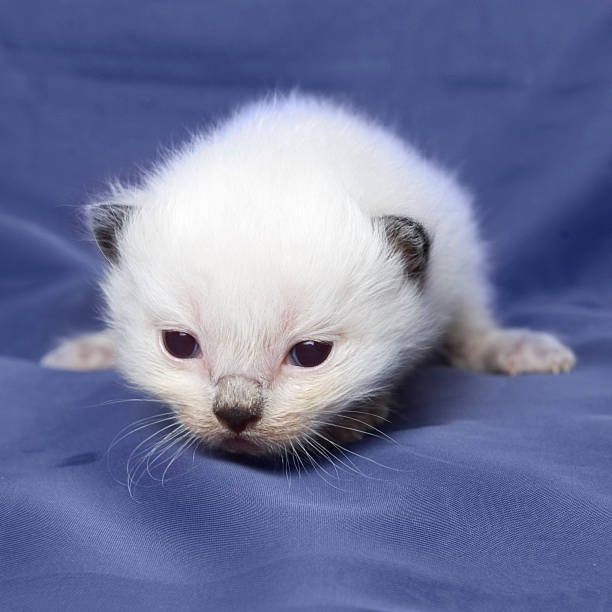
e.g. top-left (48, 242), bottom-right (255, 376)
top-left (376, 215), bottom-right (430, 283)
top-left (87, 202), bottom-right (133, 263)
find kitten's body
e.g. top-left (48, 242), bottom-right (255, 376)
top-left (43, 95), bottom-right (575, 454)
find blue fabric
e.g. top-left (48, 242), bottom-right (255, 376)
top-left (2, 2), bottom-right (611, 610)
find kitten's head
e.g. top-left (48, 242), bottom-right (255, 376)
top-left (91, 180), bottom-right (434, 455)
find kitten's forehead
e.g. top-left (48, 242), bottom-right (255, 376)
top-left (135, 189), bottom-right (380, 288)
top-left (167, 239), bottom-right (347, 340)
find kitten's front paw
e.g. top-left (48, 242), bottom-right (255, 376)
top-left (41, 331), bottom-right (116, 371)
top-left (492, 330), bottom-right (576, 375)
top-left (453, 328), bottom-right (576, 375)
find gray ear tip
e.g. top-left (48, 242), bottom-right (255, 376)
top-left (89, 202), bottom-right (132, 263)
top-left (377, 215), bottom-right (431, 283)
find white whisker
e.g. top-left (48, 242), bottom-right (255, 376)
top-left (302, 435), bottom-right (341, 481)
top-left (303, 434), bottom-right (348, 480)
top-left (144, 426), bottom-right (190, 477)
top-left (312, 420), bottom-right (395, 445)
top-left (336, 414), bottom-right (399, 445)
top-left (86, 397), bottom-right (173, 409)
top-left (295, 438), bottom-right (342, 490)
top-left (125, 422), bottom-right (182, 495)
top-left (107, 415), bottom-right (177, 456)
top-left (307, 429), bottom-right (372, 479)
top-left (310, 427), bottom-right (402, 474)
top-left (161, 434), bottom-right (197, 485)
top-left (341, 409), bottom-right (392, 424)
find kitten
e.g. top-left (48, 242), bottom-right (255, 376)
top-left (42, 94), bottom-right (575, 455)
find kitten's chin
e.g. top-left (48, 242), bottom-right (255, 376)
top-left (218, 435), bottom-right (267, 456)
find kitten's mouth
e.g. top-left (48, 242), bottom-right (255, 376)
top-left (220, 435), bottom-right (264, 455)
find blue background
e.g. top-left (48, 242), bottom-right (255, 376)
top-left (1, 2), bottom-right (611, 610)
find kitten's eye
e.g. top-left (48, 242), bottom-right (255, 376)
top-left (162, 331), bottom-right (200, 359)
top-left (288, 341), bottom-right (333, 367)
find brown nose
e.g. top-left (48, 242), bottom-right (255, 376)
top-left (213, 375), bottom-right (264, 434)
top-left (213, 406), bottom-right (261, 434)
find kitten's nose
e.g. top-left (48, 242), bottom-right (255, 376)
top-left (213, 406), bottom-right (261, 434)
top-left (213, 375), bottom-right (264, 434)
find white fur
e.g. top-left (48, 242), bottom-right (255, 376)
top-left (42, 94), bottom-right (575, 453)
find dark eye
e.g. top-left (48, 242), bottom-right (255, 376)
top-left (162, 331), bottom-right (200, 359)
top-left (288, 341), bottom-right (333, 368)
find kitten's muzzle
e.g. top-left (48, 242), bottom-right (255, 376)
top-left (212, 375), bottom-right (263, 434)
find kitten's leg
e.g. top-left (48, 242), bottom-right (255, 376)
top-left (445, 303), bottom-right (576, 376)
top-left (41, 330), bottom-right (116, 371)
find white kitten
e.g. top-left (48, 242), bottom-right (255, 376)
top-left (42, 94), bottom-right (575, 455)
